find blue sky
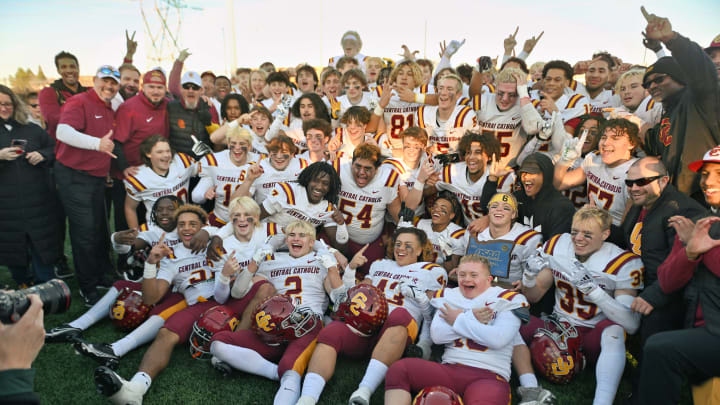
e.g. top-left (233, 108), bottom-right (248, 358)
top-left (1, 0), bottom-right (717, 80)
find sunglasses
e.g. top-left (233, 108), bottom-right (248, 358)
top-left (98, 66), bottom-right (120, 79)
top-left (642, 74), bottom-right (667, 89)
top-left (624, 175), bottom-right (662, 187)
top-left (182, 83), bottom-right (201, 91)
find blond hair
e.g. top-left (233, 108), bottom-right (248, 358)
top-left (614, 69), bottom-right (646, 95)
top-left (390, 60), bottom-right (423, 89)
top-left (437, 74), bottom-right (463, 93)
top-left (573, 206), bottom-right (612, 231)
top-left (459, 255), bottom-right (492, 275)
top-left (228, 197), bottom-right (261, 227)
top-left (226, 126), bottom-right (254, 146)
top-left (285, 220), bottom-right (316, 240)
top-left (529, 62), bottom-right (546, 74)
top-left (496, 67), bottom-right (525, 84)
top-left (365, 57), bottom-right (383, 69)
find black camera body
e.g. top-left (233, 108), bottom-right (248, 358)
top-left (435, 153), bottom-right (461, 167)
top-left (0, 279), bottom-right (71, 323)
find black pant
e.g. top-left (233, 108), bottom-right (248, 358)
top-left (638, 327), bottom-right (720, 404)
top-left (54, 162), bottom-right (112, 294)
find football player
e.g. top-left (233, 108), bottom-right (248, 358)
top-left (333, 143), bottom-right (402, 276)
top-left (577, 53), bottom-right (622, 115)
top-left (435, 131), bottom-right (515, 226)
top-left (124, 135), bottom-right (197, 229)
top-left (336, 69), bottom-right (376, 119)
top-left (330, 107), bottom-right (391, 161)
top-left (532, 60), bottom-right (591, 123)
top-left (266, 93), bottom-right (331, 152)
top-left (192, 127), bottom-right (263, 227)
top-left (298, 119), bottom-right (333, 163)
top-left (94, 205), bottom-right (269, 404)
top-left (559, 115), bottom-right (603, 209)
top-left (261, 72), bottom-right (297, 117)
top-left (364, 57), bottom-right (384, 92)
top-left (554, 119), bottom-right (640, 226)
top-left (520, 206), bottom-right (644, 405)
top-left (383, 255), bottom-right (527, 405)
top-left (209, 220), bottom-right (342, 405)
top-left (387, 127), bottom-right (433, 220)
top-left (328, 31), bottom-right (367, 70)
top-left (613, 69), bottom-right (663, 127)
top-left (418, 74), bottom-right (475, 155)
top-left (295, 227), bottom-right (447, 405)
top-left (230, 134), bottom-right (309, 205)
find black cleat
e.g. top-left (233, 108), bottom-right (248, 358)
top-left (75, 341), bottom-right (119, 369)
top-left (79, 289), bottom-right (100, 307)
top-left (403, 343), bottom-right (424, 359)
top-left (211, 356), bottom-right (233, 377)
top-left (54, 256), bottom-right (74, 279)
top-left (94, 366), bottom-right (144, 404)
top-left (45, 324), bottom-right (83, 343)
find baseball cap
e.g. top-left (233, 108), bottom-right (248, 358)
top-left (689, 145), bottom-right (720, 172)
top-left (518, 155), bottom-right (543, 175)
top-left (643, 57), bottom-right (687, 87)
top-left (181, 71), bottom-right (202, 87)
top-left (705, 34), bottom-right (720, 54)
top-left (200, 71), bottom-right (216, 80)
top-left (143, 69), bottom-right (166, 86)
top-left (96, 65), bottom-right (120, 83)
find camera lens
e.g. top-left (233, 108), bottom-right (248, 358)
top-left (0, 279), bottom-right (72, 323)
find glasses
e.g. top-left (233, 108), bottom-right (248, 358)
top-left (0, 102), bottom-right (13, 109)
top-left (642, 75), bottom-right (667, 89)
top-left (98, 66), bottom-right (120, 79)
top-left (182, 83), bottom-right (201, 91)
top-left (624, 175), bottom-right (662, 187)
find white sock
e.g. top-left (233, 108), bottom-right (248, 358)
top-left (111, 315), bottom-right (165, 357)
top-left (274, 370), bottom-right (301, 405)
top-left (594, 325), bottom-right (626, 405)
top-left (358, 359), bottom-right (388, 393)
top-left (519, 373), bottom-right (538, 388)
top-left (68, 287), bottom-right (120, 330)
top-left (300, 372), bottom-right (327, 401)
top-left (131, 371), bottom-right (152, 394)
top-left (210, 341), bottom-right (279, 381)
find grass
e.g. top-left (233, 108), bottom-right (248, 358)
top-left (1, 224), bottom-right (693, 405)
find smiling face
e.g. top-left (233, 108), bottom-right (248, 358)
top-left (57, 57), bottom-right (79, 87)
top-left (305, 128), bottom-right (327, 154)
top-left (464, 142), bottom-right (488, 176)
top-left (251, 112), bottom-right (270, 136)
top-left (346, 118), bottom-right (366, 139)
top-left (143, 83), bottom-right (166, 104)
top-left (543, 68), bottom-right (569, 100)
top-left (345, 77), bottom-right (363, 101)
top-left (571, 218), bottom-right (608, 260)
top-left (585, 59), bottom-right (610, 93)
top-left (457, 261), bottom-right (493, 299)
top-left (645, 73), bottom-right (684, 102)
top-left (430, 198), bottom-right (455, 227)
top-left (120, 69), bottom-right (140, 98)
top-left (230, 207), bottom-right (258, 240)
top-left (393, 232), bottom-right (422, 266)
top-left (93, 77), bottom-right (119, 103)
top-left (700, 162), bottom-right (720, 207)
top-left (298, 98), bottom-right (316, 121)
top-left (394, 65), bottom-right (417, 89)
top-left (225, 98), bottom-right (243, 121)
top-left (146, 140), bottom-right (172, 173)
top-left (495, 81), bottom-right (519, 111)
top-left (488, 200), bottom-right (516, 228)
top-left (286, 229), bottom-right (314, 258)
top-left (626, 162), bottom-right (667, 208)
top-left (269, 144), bottom-right (294, 170)
top-left (181, 83), bottom-right (200, 109)
top-left (227, 137), bottom-right (250, 166)
top-left (154, 198), bottom-right (177, 232)
top-left (402, 137), bottom-right (425, 162)
top-left (366, 61), bottom-right (382, 84)
top-left (307, 171), bottom-right (330, 204)
top-left (177, 212), bottom-right (203, 247)
top-left (323, 74), bottom-right (341, 98)
top-left (598, 127), bottom-right (634, 167)
top-left (419, 64), bottom-right (432, 85)
top-left (251, 72), bottom-right (266, 95)
top-left (215, 78), bottom-right (231, 101)
top-left (578, 119), bottom-right (600, 154)
top-left (437, 77), bottom-right (461, 110)
top-left (618, 75), bottom-right (646, 111)
top-left (0, 93), bottom-right (13, 121)
top-left (520, 171), bottom-right (543, 198)
top-left (351, 158), bottom-right (377, 188)
top-left (202, 75), bottom-right (216, 98)
top-left (269, 81), bottom-right (288, 100)
top-left (297, 70), bottom-right (316, 93)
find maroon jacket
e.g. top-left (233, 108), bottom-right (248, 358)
top-left (38, 79), bottom-right (86, 139)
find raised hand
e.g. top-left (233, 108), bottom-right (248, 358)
top-left (147, 233), bottom-right (172, 264)
top-left (348, 244), bottom-right (369, 270)
top-left (522, 31), bottom-right (544, 54)
top-left (641, 6), bottom-right (674, 42)
top-left (398, 44), bottom-right (419, 61)
top-left (668, 215), bottom-right (695, 244)
top-left (98, 130), bottom-right (117, 158)
top-left (559, 130), bottom-right (587, 162)
top-left (416, 160), bottom-right (436, 183)
top-left (222, 250), bottom-right (240, 277)
top-left (488, 153), bottom-right (514, 180)
top-left (642, 31), bottom-right (663, 52)
top-left (188, 229), bottom-right (209, 254)
top-left (246, 163), bottom-right (264, 181)
top-left (443, 39), bottom-right (466, 59)
top-left (378, 78), bottom-right (393, 109)
top-left (685, 217), bottom-right (720, 259)
top-left (504, 27), bottom-right (519, 54)
top-left (394, 85), bottom-right (416, 103)
top-left (178, 48), bottom-right (191, 63)
top-left (125, 30), bottom-right (138, 57)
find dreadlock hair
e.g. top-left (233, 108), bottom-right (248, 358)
top-left (150, 195), bottom-right (183, 227)
top-left (297, 162), bottom-right (342, 205)
top-left (388, 227), bottom-right (434, 262)
top-left (435, 191), bottom-right (465, 226)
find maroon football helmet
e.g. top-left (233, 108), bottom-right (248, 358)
top-left (413, 386), bottom-right (464, 405)
top-left (332, 284), bottom-right (388, 336)
top-left (530, 314), bottom-right (585, 384)
top-left (252, 294), bottom-right (320, 345)
top-left (109, 287), bottom-right (152, 331)
top-left (189, 305), bottom-right (239, 359)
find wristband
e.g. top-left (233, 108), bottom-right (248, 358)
top-left (217, 273), bottom-right (231, 285)
top-left (522, 273), bottom-right (537, 288)
top-left (516, 84), bottom-right (529, 99)
top-left (143, 262), bottom-right (158, 279)
top-left (413, 181), bottom-right (425, 191)
top-left (415, 93), bottom-right (426, 104)
top-left (374, 105), bottom-right (384, 116)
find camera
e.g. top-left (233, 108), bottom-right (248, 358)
top-left (435, 153), bottom-right (461, 167)
top-left (0, 279), bottom-right (72, 323)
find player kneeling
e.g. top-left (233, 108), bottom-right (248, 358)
top-left (384, 255), bottom-right (527, 405)
top-left (208, 220), bottom-right (343, 405)
top-left (296, 227), bottom-right (447, 405)
top-left (520, 206), bottom-right (644, 405)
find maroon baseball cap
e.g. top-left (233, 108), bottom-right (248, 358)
top-left (689, 145), bottom-right (720, 172)
top-left (705, 34), bottom-right (720, 54)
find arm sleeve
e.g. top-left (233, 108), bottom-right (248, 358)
top-left (586, 289), bottom-right (641, 334)
top-left (658, 234), bottom-right (700, 294)
top-left (452, 310), bottom-right (520, 350)
top-left (517, 50), bottom-right (530, 61)
top-left (431, 55), bottom-right (452, 84)
top-left (56, 124), bottom-right (101, 150)
top-left (113, 140), bottom-right (129, 171)
top-left (191, 176), bottom-right (214, 204)
top-left (264, 118), bottom-right (285, 141)
top-left (213, 273), bottom-right (231, 304)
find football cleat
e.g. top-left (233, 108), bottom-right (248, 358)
top-left (210, 356), bottom-right (233, 377)
top-left (94, 366), bottom-right (144, 405)
top-left (45, 324), bottom-right (82, 343)
top-left (517, 386), bottom-right (556, 405)
top-left (348, 386), bottom-right (372, 405)
top-left (75, 341), bottom-right (120, 369)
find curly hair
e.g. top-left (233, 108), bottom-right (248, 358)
top-left (341, 106), bottom-right (371, 125)
top-left (456, 130), bottom-right (501, 162)
top-left (297, 162), bottom-right (342, 204)
top-left (173, 204), bottom-right (208, 224)
top-left (542, 60), bottom-right (573, 81)
top-left (220, 94), bottom-right (250, 121)
top-left (600, 118), bottom-right (641, 150)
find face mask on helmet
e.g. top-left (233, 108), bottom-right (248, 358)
top-left (529, 314), bottom-right (586, 384)
top-left (332, 284), bottom-right (389, 337)
top-left (189, 305), bottom-right (239, 360)
top-left (110, 288), bottom-right (152, 331)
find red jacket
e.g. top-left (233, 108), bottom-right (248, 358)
top-left (38, 79), bottom-right (86, 139)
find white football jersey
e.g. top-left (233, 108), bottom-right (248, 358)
top-left (156, 244), bottom-right (217, 306)
top-left (531, 93), bottom-right (591, 122)
top-left (416, 219), bottom-right (468, 265)
top-left (268, 116), bottom-right (307, 151)
top-left (436, 162), bottom-right (516, 225)
top-left (261, 95), bottom-right (298, 118)
top-left (473, 223), bottom-right (543, 283)
top-left (474, 93), bottom-right (527, 167)
top-left (430, 286), bottom-right (527, 381)
top-left (137, 224), bottom-right (182, 250)
top-left (336, 92), bottom-right (376, 120)
top-left (615, 96), bottom-right (663, 127)
top-left (577, 88), bottom-right (621, 116)
top-left (418, 104), bottom-right (475, 155)
top-left (198, 150), bottom-right (262, 224)
top-left (541, 233), bottom-right (644, 328)
top-left (124, 153), bottom-right (197, 225)
top-left (561, 156), bottom-right (589, 209)
top-left (218, 223), bottom-right (282, 273)
top-left (332, 127), bottom-right (378, 162)
top-left (333, 159), bottom-right (400, 244)
top-left (581, 153), bottom-right (636, 225)
top-left (247, 157), bottom-right (309, 205)
top-left (255, 252), bottom-right (330, 316)
top-left (374, 86), bottom-right (422, 149)
top-left (263, 182), bottom-right (338, 228)
top-left (367, 259), bottom-right (447, 323)
top-left (382, 157), bottom-right (426, 218)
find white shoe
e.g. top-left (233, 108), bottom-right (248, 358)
top-left (517, 386), bottom-right (556, 405)
top-left (94, 366), bottom-right (144, 405)
top-left (348, 386), bottom-right (372, 405)
top-left (295, 395), bottom-right (317, 405)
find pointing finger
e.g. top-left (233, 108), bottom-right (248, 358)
top-left (640, 6), bottom-right (651, 21)
top-left (512, 26), bottom-right (519, 38)
top-left (359, 244), bottom-right (370, 254)
top-left (578, 129), bottom-right (588, 146)
top-left (536, 31), bottom-right (544, 41)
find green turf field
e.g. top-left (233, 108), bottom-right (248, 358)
top-left (0, 225), bottom-right (694, 405)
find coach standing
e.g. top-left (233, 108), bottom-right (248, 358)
top-left (54, 65), bottom-right (119, 306)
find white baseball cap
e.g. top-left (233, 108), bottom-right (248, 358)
top-left (181, 71), bottom-right (202, 87)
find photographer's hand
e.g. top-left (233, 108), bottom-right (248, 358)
top-left (0, 295), bottom-right (44, 370)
